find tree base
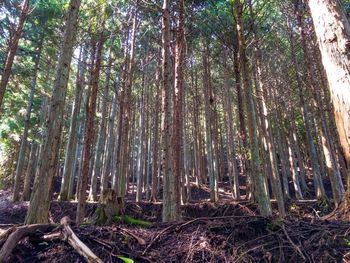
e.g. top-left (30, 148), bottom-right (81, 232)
top-left (90, 189), bottom-right (124, 224)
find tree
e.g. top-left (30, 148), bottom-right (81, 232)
top-left (0, 0), bottom-right (29, 114)
top-left (308, 0), bottom-right (350, 203)
top-left (162, 0), bottom-right (180, 222)
top-left (234, 0), bottom-right (272, 216)
top-left (25, 0), bottom-right (81, 224)
top-left (12, 37), bottom-right (43, 202)
top-left (76, 18), bottom-right (105, 224)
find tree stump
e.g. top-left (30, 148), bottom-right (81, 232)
top-left (91, 189), bottom-right (124, 224)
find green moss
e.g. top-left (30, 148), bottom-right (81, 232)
top-left (89, 206), bottom-right (108, 225)
top-left (113, 215), bottom-right (152, 228)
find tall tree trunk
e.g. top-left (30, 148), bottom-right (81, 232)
top-left (0, 0), bottom-right (29, 113)
top-left (117, 9), bottom-right (137, 198)
top-left (202, 42), bottom-right (219, 202)
top-left (25, 0), bottom-right (81, 224)
top-left (12, 40), bottom-right (43, 202)
top-left (101, 87), bottom-right (118, 193)
top-left (76, 24), bottom-right (105, 224)
top-left (249, 0), bottom-right (285, 216)
top-left (307, 0), bottom-right (350, 204)
top-left (151, 64), bottom-right (161, 202)
top-left (232, 28), bottom-right (249, 197)
top-left (59, 45), bottom-right (86, 201)
top-left (136, 72), bottom-right (146, 202)
top-left (173, 0), bottom-right (185, 207)
top-left (234, 0), bottom-right (271, 216)
top-left (162, 0), bottom-right (180, 222)
top-left (89, 46), bottom-right (113, 201)
top-left (288, 17), bottom-right (326, 199)
top-left (222, 49), bottom-right (240, 199)
top-left (68, 120), bottom-right (84, 200)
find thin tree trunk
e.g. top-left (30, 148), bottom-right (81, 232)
top-left (249, 0), bottom-right (285, 216)
top-left (162, 0), bottom-right (180, 222)
top-left (151, 64), bottom-right (161, 202)
top-left (101, 87), bottom-right (118, 192)
top-left (234, 0), bottom-right (271, 216)
top-left (173, 0), bottom-right (185, 210)
top-left (117, 9), bottom-right (137, 198)
top-left (22, 142), bottom-right (39, 201)
top-left (288, 16), bottom-right (326, 199)
top-left (0, 0), bottom-right (29, 112)
top-left (76, 23), bottom-right (105, 224)
top-left (89, 46), bottom-right (113, 201)
top-left (12, 40), bottom-right (43, 202)
top-left (60, 45), bottom-right (86, 201)
top-left (222, 49), bottom-right (240, 199)
top-left (202, 42), bottom-right (219, 202)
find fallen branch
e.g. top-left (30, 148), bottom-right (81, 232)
top-left (60, 216), bottom-right (103, 263)
top-left (0, 226), bottom-right (15, 242)
top-left (0, 224), bottom-right (54, 262)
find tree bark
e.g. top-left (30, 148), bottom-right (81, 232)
top-left (76, 24), bottom-right (105, 224)
top-left (162, 0), bottom-right (180, 222)
top-left (89, 46), bottom-right (113, 201)
top-left (25, 0), bottom-right (81, 224)
top-left (59, 45), bottom-right (86, 201)
top-left (151, 64), bottom-right (161, 202)
top-left (173, 0), bottom-right (185, 206)
top-left (307, 0), bottom-right (350, 203)
top-left (117, 9), bottom-right (137, 198)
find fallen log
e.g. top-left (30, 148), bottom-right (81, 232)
top-left (60, 216), bottom-right (103, 263)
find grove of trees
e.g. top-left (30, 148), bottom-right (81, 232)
top-left (0, 0), bottom-right (350, 261)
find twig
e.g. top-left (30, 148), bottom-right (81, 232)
top-left (281, 224), bottom-right (307, 261)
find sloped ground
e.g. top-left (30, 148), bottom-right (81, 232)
top-left (0, 188), bottom-right (350, 262)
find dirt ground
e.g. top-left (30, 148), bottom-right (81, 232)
top-left (0, 185), bottom-right (350, 263)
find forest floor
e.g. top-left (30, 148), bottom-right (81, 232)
top-left (0, 184), bottom-right (350, 263)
